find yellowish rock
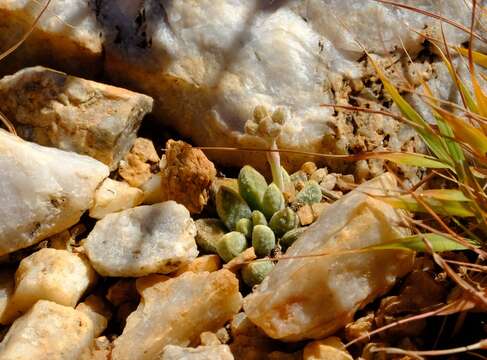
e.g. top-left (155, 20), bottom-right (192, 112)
top-left (119, 138), bottom-right (159, 187)
top-left (0, 300), bottom-right (95, 360)
top-left (5, 248), bottom-right (96, 322)
top-left (161, 345), bottom-right (234, 360)
top-left (0, 269), bottom-right (15, 325)
top-left (89, 178), bottom-right (144, 219)
top-left (173, 255), bottom-right (222, 276)
top-left (76, 295), bottom-right (112, 337)
top-left (112, 270), bottom-right (242, 360)
top-left (244, 173), bottom-right (415, 341)
top-left (303, 337), bottom-right (352, 360)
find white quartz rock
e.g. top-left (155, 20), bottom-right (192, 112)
top-left (84, 201), bottom-right (198, 277)
top-left (89, 178), bottom-right (144, 219)
top-left (243, 173), bottom-right (415, 341)
top-left (0, 129), bottom-right (109, 256)
top-left (76, 295), bottom-right (112, 337)
top-left (0, 300), bottom-right (95, 360)
top-left (112, 270), bottom-right (242, 360)
top-left (3, 248), bottom-right (96, 323)
top-left (161, 345), bottom-right (234, 360)
top-left (100, 0), bottom-right (477, 169)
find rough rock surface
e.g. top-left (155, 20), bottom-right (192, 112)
top-left (0, 129), bottom-right (109, 256)
top-left (119, 137), bottom-right (160, 187)
top-left (0, 0), bottom-right (103, 77)
top-left (3, 248), bottom-right (96, 323)
top-left (161, 345), bottom-right (234, 360)
top-left (0, 66), bottom-right (154, 169)
top-left (84, 201), bottom-right (198, 277)
top-left (160, 140), bottom-right (217, 214)
top-left (89, 178), bottom-right (144, 219)
top-left (112, 270), bottom-right (242, 360)
top-left (0, 300), bottom-right (95, 360)
top-left (0, 1), bottom-right (479, 171)
top-left (243, 173), bottom-right (415, 341)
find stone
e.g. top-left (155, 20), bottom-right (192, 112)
top-left (76, 295), bottom-right (112, 337)
top-left (303, 337), bottom-right (352, 360)
top-left (243, 173), bottom-right (415, 341)
top-left (89, 178), bottom-right (144, 219)
top-left (119, 138), bottom-right (160, 187)
top-left (83, 201), bottom-right (198, 277)
top-left (106, 279), bottom-right (138, 307)
top-left (4, 248), bottom-right (96, 323)
top-left (0, 67), bottom-right (153, 170)
top-left (0, 0), bottom-right (102, 77)
top-left (195, 218), bottom-right (227, 254)
top-left (0, 269), bottom-right (15, 325)
top-left (0, 129), bottom-right (109, 255)
top-left (159, 140), bottom-right (217, 214)
top-left (0, 300), bottom-right (95, 360)
top-left (112, 270), bottom-right (242, 360)
top-left (172, 255), bottom-right (222, 277)
top-left (161, 345), bottom-right (234, 360)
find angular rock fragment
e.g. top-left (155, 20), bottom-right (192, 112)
top-left (89, 178), bottom-right (144, 219)
top-left (161, 345), bottom-right (234, 360)
top-left (76, 295), bottom-right (112, 337)
top-left (159, 140), bottom-right (217, 214)
top-left (303, 337), bottom-right (352, 360)
top-left (0, 130), bottom-right (109, 255)
top-left (119, 138), bottom-right (160, 187)
top-left (0, 300), bottom-right (95, 360)
top-left (244, 173), bottom-right (415, 341)
top-left (84, 201), bottom-right (198, 277)
top-left (4, 248), bottom-right (96, 322)
top-left (0, 67), bottom-right (153, 169)
top-left (0, 269), bottom-right (15, 325)
top-left (0, 0), bottom-right (103, 77)
top-left (112, 270), bottom-right (242, 360)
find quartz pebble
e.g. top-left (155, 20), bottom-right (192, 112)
top-left (4, 248), bottom-right (96, 323)
top-left (0, 67), bottom-right (153, 170)
top-left (161, 345), bottom-right (234, 360)
top-left (244, 173), bottom-right (415, 341)
top-left (84, 201), bottom-right (198, 277)
top-left (0, 129), bottom-right (109, 256)
top-left (112, 270), bottom-right (242, 360)
top-left (0, 300), bottom-right (95, 360)
top-left (89, 178), bottom-right (144, 219)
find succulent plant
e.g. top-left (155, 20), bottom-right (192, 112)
top-left (296, 180), bottom-right (322, 205)
top-left (241, 260), bottom-right (274, 287)
top-left (195, 218), bottom-right (227, 254)
top-left (236, 218), bottom-right (253, 240)
top-left (216, 185), bottom-right (252, 231)
top-left (216, 231), bottom-right (247, 263)
top-left (280, 227), bottom-right (308, 251)
top-left (252, 225), bottom-right (276, 257)
top-left (238, 165), bottom-right (267, 211)
top-left (262, 183), bottom-right (285, 219)
top-left (251, 210), bottom-right (268, 227)
top-left (269, 207), bottom-right (299, 237)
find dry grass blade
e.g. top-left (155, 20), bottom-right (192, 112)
top-left (0, 110), bottom-right (16, 135)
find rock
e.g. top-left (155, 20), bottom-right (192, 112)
top-left (106, 279), bottom-right (138, 307)
top-left (172, 255), bottom-right (222, 277)
top-left (0, 1), bottom-right (102, 77)
top-left (80, 336), bottom-right (112, 360)
top-left (0, 67), bottom-right (153, 170)
top-left (112, 270), bottom-right (242, 360)
top-left (0, 129), bottom-right (109, 255)
top-left (0, 269), bottom-right (15, 324)
top-left (195, 219), bottom-right (227, 254)
top-left (99, 0), bottom-right (473, 170)
top-left (89, 178), bottom-right (144, 219)
top-left (159, 140), bottom-right (217, 214)
top-left (161, 345), bottom-right (234, 360)
top-left (76, 295), bottom-right (112, 337)
top-left (243, 173), bottom-right (415, 341)
top-left (83, 201), bottom-right (198, 277)
top-left (0, 300), bottom-right (95, 360)
top-left (119, 138), bottom-right (160, 187)
top-left (4, 248), bottom-right (96, 323)
top-left (303, 337), bottom-right (352, 360)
